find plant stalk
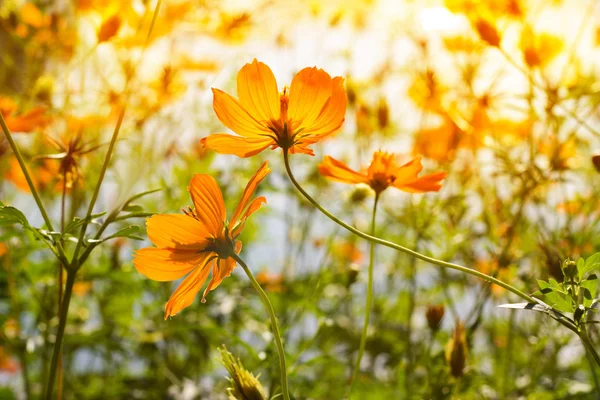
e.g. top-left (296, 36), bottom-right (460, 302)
top-left (231, 253), bottom-right (291, 400)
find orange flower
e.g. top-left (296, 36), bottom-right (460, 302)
top-left (0, 97), bottom-right (48, 133)
top-left (318, 151), bottom-right (447, 195)
top-left (133, 162), bottom-right (271, 319)
top-left (202, 59), bottom-right (347, 157)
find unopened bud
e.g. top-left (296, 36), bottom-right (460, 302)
top-left (445, 321), bottom-right (468, 378)
top-left (426, 304), bottom-right (445, 331)
top-left (219, 346), bottom-right (267, 400)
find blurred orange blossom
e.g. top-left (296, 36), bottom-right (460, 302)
top-left (318, 151), bottom-right (447, 195)
top-left (133, 162), bottom-right (271, 319)
top-left (202, 59), bottom-right (347, 157)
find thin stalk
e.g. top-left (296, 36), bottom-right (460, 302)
top-left (348, 193), bottom-right (379, 397)
top-left (230, 253), bottom-right (291, 400)
top-left (282, 151), bottom-right (536, 304)
top-left (44, 269), bottom-right (76, 400)
top-left (71, 108), bottom-right (126, 265)
top-left (72, 0), bottom-right (162, 265)
top-left (0, 113), bottom-right (69, 266)
top-left (579, 328), bottom-right (600, 368)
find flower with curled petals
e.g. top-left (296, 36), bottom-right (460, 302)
top-left (318, 151), bottom-right (447, 195)
top-left (201, 59), bottom-right (347, 157)
top-left (133, 161), bottom-right (271, 319)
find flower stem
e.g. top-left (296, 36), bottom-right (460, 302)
top-left (579, 327), bottom-right (600, 368)
top-left (0, 113), bottom-right (69, 266)
top-left (282, 150), bottom-right (536, 304)
top-left (44, 269), bottom-right (76, 400)
top-left (348, 193), bottom-right (379, 398)
top-left (231, 253), bottom-right (291, 400)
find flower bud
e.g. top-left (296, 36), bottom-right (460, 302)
top-left (425, 304), bottom-right (445, 331)
top-left (219, 346), bottom-right (267, 400)
top-left (445, 321), bottom-right (468, 378)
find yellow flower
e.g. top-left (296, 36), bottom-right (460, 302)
top-left (319, 151), bottom-right (447, 195)
top-left (202, 59), bottom-right (347, 157)
top-left (133, 162), bottom-right (271, 319)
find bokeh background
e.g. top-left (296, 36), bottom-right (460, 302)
top-left (2, 0), bottom-right (600, 398)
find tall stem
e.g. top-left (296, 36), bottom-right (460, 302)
top-left (230, 253), bottom-right (291, 400)
top-left (0, 113), bottom-right (69, 266)
top-left (44, 269), bottom-right (76, 400)
top-left (282, 151), bottom-right (536, 304)
top-left (579, 328), bottom-right (600, 368)
top-left (348, 193), bottom-right (379, 397)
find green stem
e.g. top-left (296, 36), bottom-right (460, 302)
top-left (0, 113), bottom-right (54, 229)
top-left (579, 328), bottom-right (600, 368)
top-left (348, 193), bottom-right (379, 398)
top-left (282, 151), bottom-right (535, 304)
top-left (231, 253), bottom-right (291, 400)
top-left (71, 108), bottom-right (126, 265)
top-left (0, 113), bottom-right (69, 266)
top-left (72, 0), bottom-right (162, 266)
top-left (44, 269), bottom-right (76, 400)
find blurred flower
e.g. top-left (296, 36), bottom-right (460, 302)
top-left (214, 12), bottom-right (252, 44)
top-left (520, 28), bottom-right (563, 69)
top-left (0, 347), bottom-right (19, 374)
top-left (133, 162), bottom-right (271, 319)
top-left (256, 270), bottom-right (284, 293)
top-left (407, 69), bottom-right (446, 114)
top-left (202, 59), bottom-right (346, 157)
top-left (73, 281), bottom-right (93, 297)
top-left (0, 97), bottom-right (49, 133)
top-left (426, 304), bottom-right (445, 331)
top-left (97, 15), bottom-right (121, 43)
top-left (319, 151), bottom-right (447, 195)
top-left (592, 155), bottom-right (600, 172)
top-left (413, 116), bottom-right (462, 163)
top-left (539, 136), bottom-right (576, 171)
top-left (445, 321), bottom-right (467, 378)
top-left (219, 346), bottom-right (267, 400)
top-left (443, 35), bottom-right (481, 53)
top-left (473, 17), bottom-right (501, 48)
top-left (36, 132), bottom-right (103, 189)
top-left (376, 97), bottom-right (389, 130)
top-left (0, 243), bottom-right (5, 258)
top-left (4, 157), bottom-right (58, 192)
top-left (477, 259), bottom-right (514, 296)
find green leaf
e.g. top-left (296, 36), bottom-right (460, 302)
top-left (536, 280), bottom-right (574, 313)
top-left (580, 253), bottom-right (600, 279)
top-left (114, 212), bottom-right (154, 222)
top-left (63, 212), bottom-right (107, 235)
top-left (581, 274), bottom-right (598, 308)
top-left (0, 205), bottom-right (30, 226)
top-left (102, 225), bottom-right (144, 242)
top-left (122, 188), bottom-right (162, 208)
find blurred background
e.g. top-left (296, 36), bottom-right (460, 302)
top-left (1, 0), bottom-right (600, 398)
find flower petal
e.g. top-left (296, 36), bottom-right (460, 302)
top-left (230, 196), bottom-right (266, 238)
top-left (212, 88), bottom-right (272, 137)
top-left (230, 161), bottom-right (271, 228)
top-left (164, 255), bottom-right (216, 319)
top-left (146, 214), bottom-right (212, 250)
top-left (202, 241), bottom-right (242, 301)
top-left (133, 248), bottom-right (209, 282)
top-left (201, 134), bottom-right (274, 158)
top-left (318, 156), bottom-right (368, 185)
top-left (298, 76), bottom-right (346, 139)
top-left (390, 156), bottom-right (424, 184)
top-left (188, 174), bottom-right (226, 236)
top-left (394, 171), bottom-right (447, 193)
top-left (392, 156), bottom-right (447, 193)
top-left (288, 67), bottom-right (333, 128)
top-left (237, 59), bottom-right (280, 123)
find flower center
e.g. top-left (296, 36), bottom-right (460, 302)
top-left (267, 87), bottom-right (295, 150)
